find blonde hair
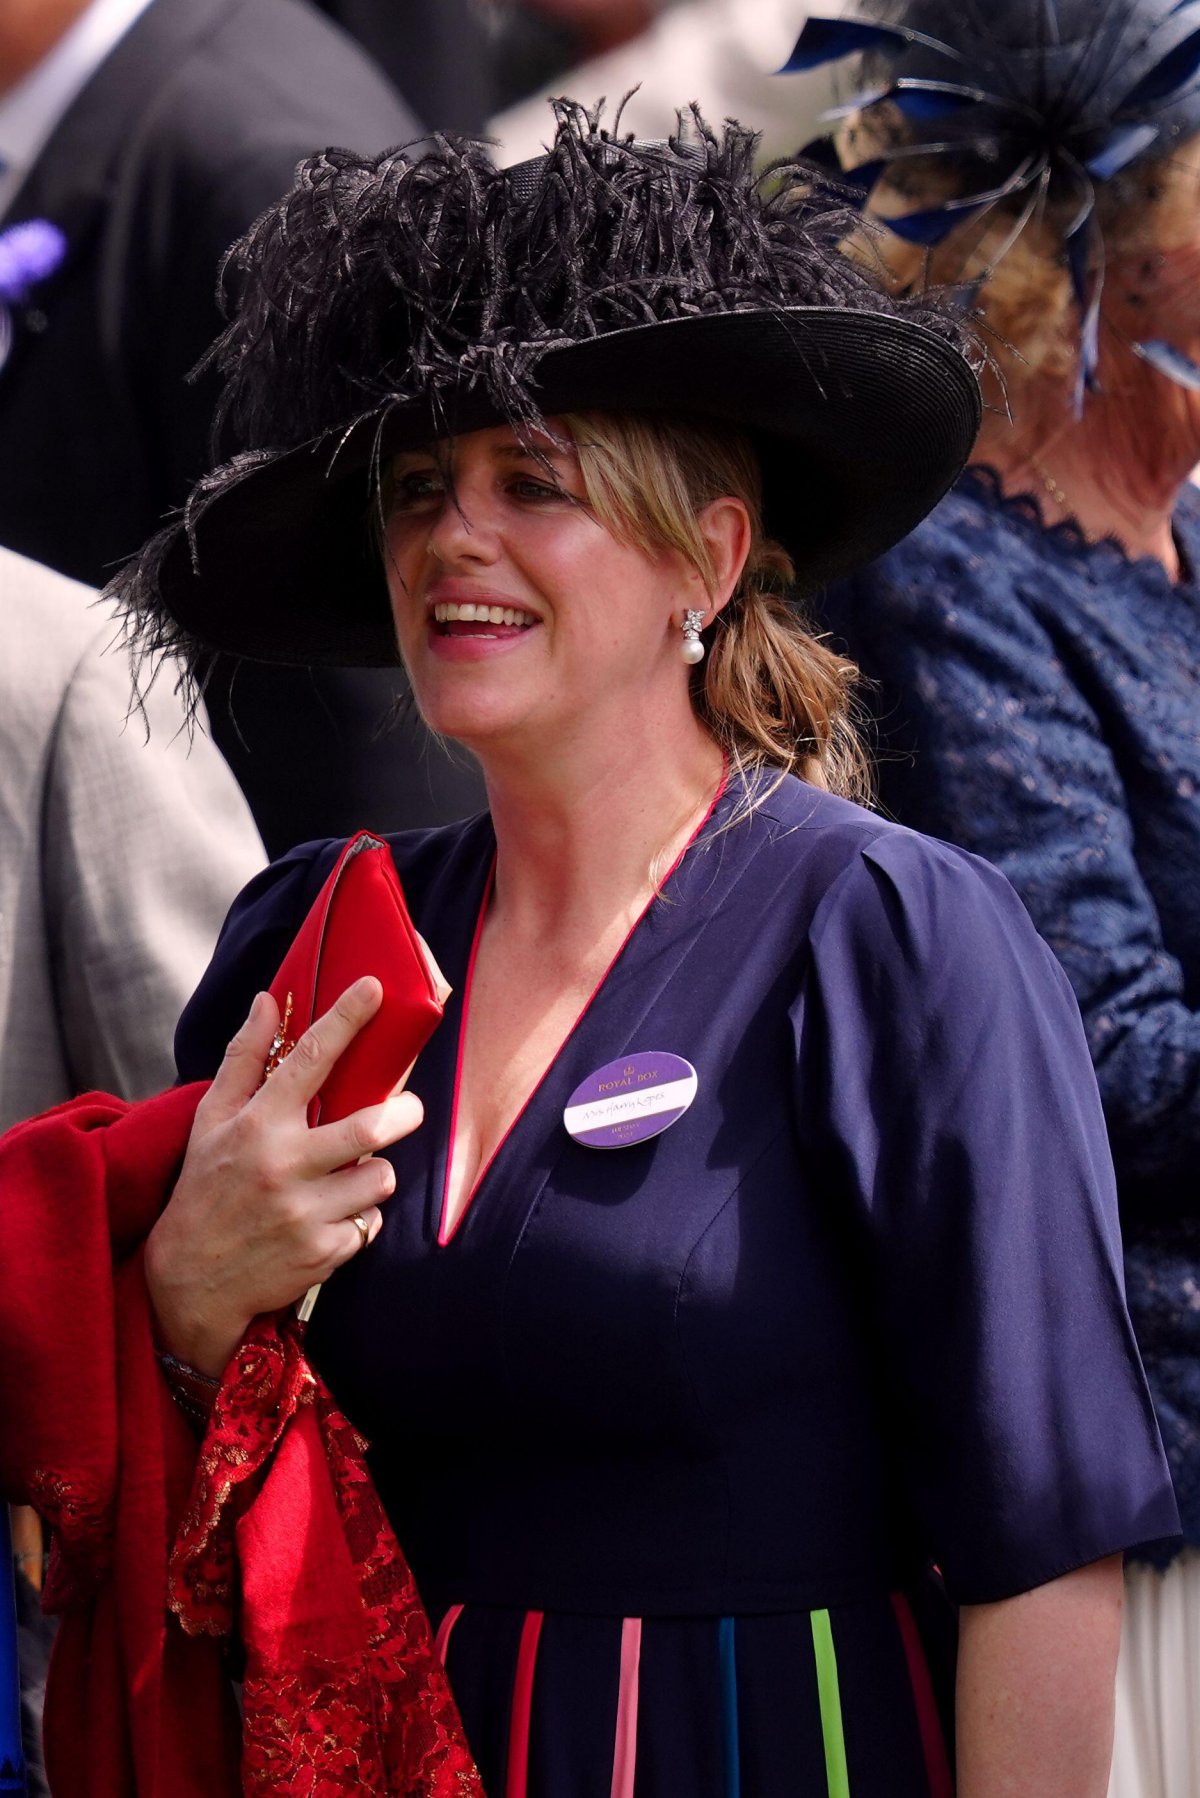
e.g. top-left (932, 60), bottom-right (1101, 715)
top-left (838, 109), bottom-right (1200, 418)
top-left (562, 411), bottom-right (871, 804)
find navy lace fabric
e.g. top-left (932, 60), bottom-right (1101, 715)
top-left (822, 467), bottom-right (1200, 1549)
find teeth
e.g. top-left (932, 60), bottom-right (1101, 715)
top-left (432, 601), bottom-right (538, 627)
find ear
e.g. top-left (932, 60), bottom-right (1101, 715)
top-left (693, 496), bottom-right (752, 620)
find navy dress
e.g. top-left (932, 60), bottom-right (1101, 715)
top-left (820, 469), bottom-right (1200, 1551)
top-left (176, 772), bottom-right (1177, 1797)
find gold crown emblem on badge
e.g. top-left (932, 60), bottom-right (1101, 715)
top-left (623, 1064), bottom-right (636, 1077)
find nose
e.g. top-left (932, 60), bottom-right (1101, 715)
top-left (425, 482), bottom-right (501, 568)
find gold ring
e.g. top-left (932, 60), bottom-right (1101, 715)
top-left (349, 1212), bottom-right (371, 1252)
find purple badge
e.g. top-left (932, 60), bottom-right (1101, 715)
top-left (563, 1051), bottom-right (698, 1150)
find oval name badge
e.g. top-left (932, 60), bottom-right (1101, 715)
top-left (564, 1051), bottom-right (698, 1150)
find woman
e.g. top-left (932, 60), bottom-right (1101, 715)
top-left (795, 4), bottom-right (1200, 1794)
top-left (115, 110), bottom-right (1177, 1794)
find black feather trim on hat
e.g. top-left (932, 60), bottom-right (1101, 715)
top-left (110, 99), bottom-right (981, 700)
top-left (204, 99), bottom-right (967, 454)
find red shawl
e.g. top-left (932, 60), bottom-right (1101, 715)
top-left (0, 1083), bottom-right (481, 1797)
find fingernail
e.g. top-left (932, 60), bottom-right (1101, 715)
top-left (249, 991), bottom-right (266, 1022)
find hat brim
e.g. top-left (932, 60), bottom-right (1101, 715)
top-left (158, 307), bottom-right (980, 666)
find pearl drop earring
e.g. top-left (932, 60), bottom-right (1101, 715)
top-left (682, 609), bottom-right (706, 665)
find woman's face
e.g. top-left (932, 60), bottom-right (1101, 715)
top-left (382, 421), bottom-right (712, 753)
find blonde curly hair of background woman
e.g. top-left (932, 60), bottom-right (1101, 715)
top-left (836, 106), bottom-right (1200, 415)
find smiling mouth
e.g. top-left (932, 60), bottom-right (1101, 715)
top-left (432, 600), bottom-right (540, 635)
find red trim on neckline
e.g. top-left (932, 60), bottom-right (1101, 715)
top-left (436, 758), bottom-right (729, 1247)
top-left (438, 856), bottom-right (496, 1244)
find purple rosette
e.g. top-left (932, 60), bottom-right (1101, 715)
top-left (0, 220), bottom-right (66, 304)
top-left (0, 219), bottom-right (66, 373)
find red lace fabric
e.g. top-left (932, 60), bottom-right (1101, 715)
top-left (29, 1465), bottom-right (115, 1609)
top-left (170, 1314), bottom-right (482, 1797)
top-left (0, 1084), bottom-right (480, 1797)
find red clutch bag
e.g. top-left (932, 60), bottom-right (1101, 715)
top-left (264, 830), bottom-right (448, 1127)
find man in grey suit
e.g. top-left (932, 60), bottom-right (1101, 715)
top-left (1, 543), bottom-right (264, 1797)
top-left (0, 545), bottom-right (264, 1131)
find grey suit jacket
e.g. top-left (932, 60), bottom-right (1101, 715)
top-left (0, 546), bottom-right (264, 1129)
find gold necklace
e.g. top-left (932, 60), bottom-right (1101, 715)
top-left (1029, 457), bottom-right (1075, 518)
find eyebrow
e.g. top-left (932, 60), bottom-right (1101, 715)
top-left (393, 440), bottom-right (574, 466)
top-left (495, 441), bottom-right (574, 465)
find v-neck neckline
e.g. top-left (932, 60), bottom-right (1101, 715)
top-left (435, 762), bottom-right (730, 1246)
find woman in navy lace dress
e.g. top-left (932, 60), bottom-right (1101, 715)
top-left (799, 4), bottom-right (1200, 1792)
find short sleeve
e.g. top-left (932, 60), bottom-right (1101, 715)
top-left (794, 828), bottom-right (1180, 1603)
top-left (173, 837), bottom-right (343, 1083)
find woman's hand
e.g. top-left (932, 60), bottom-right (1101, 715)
top-left (145, 977), bottom-right (423, 1377)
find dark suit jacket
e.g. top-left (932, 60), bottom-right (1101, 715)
top-left (315, 0), bottom-right (499, 134)
top-left (0, 0), bottom-right (485, 854)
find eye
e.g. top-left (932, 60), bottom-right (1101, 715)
top-left (390, 468), bottom-right (444, 509)
top-left (509, 474), bottom-right (568, 502)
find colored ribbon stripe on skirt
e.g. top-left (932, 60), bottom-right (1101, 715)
top-left (434, 1596), bottom-right (954, 1794)
top-left (611, 1618), bottom-right (642, 1798)
top-left (719, 1618), bottom-right (741, 1798)
top-left (811, 1609), bottom-right (851, 1798)
top-left (891, 1594), bottom-right (954, 1798)
top-left (506, 1610), bottom-right (545, 1798)
top-left (435, 1602), bottom-right (464, 1665)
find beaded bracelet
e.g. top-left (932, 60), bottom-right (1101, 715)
top-left (155, 1346), bottom-right (220, 1430)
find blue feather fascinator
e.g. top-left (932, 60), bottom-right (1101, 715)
top-left (786, 0), bottom-right (1200, 395)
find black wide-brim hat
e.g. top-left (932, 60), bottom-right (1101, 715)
top-left (116, 106), bottom-right (982, 672)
